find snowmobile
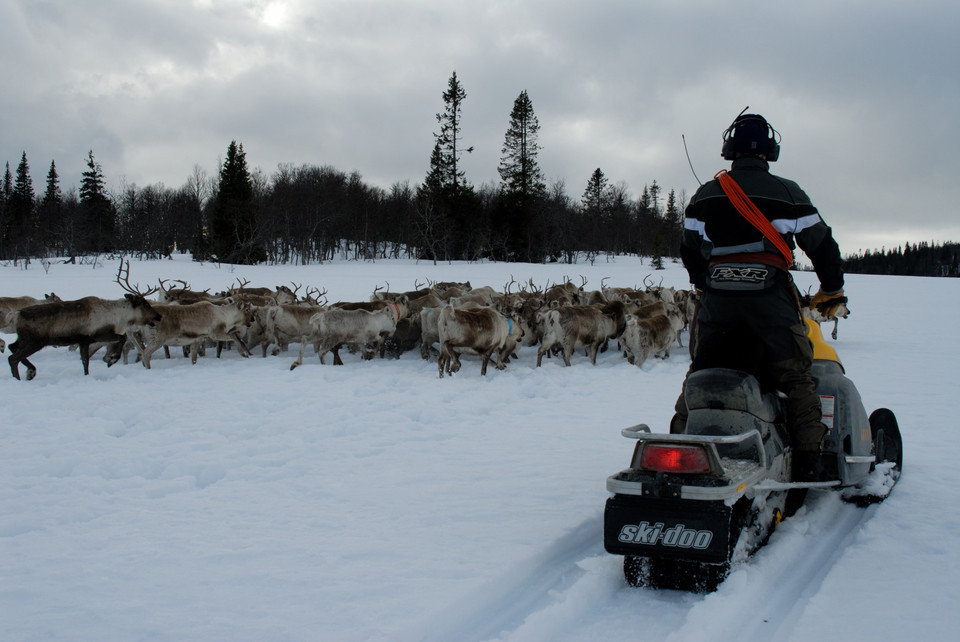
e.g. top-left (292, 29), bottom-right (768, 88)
top-left (603, 319), bottom-right (902, 592)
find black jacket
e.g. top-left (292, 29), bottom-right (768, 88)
top-left (680, 156), bottom-right (844, 293)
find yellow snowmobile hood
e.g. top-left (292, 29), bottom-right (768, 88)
top-left (805, 318), bottom-right (843, 369)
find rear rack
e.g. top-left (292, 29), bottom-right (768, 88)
top-left (606, 424), bottom-right (770, 502)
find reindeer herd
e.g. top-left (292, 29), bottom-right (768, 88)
top-left (1, 261), bottom-right (846, 380)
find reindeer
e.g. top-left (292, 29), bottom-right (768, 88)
top-left (8, 261), bottom-right (161, 380)
top-left (1, 293), bottom-right (61, 353)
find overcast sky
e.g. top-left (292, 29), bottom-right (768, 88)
top-left (2, 0), bottom-right (957, 254)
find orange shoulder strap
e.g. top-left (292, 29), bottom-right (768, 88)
top-left (714, 169), bottom-right (794, 268)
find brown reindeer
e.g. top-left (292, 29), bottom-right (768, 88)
top-left (8, 261), bottom-right (161, 380)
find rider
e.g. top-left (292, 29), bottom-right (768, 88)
top-left (672, 111), bottom-right (846, 482)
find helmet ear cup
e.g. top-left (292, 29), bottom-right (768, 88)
top-left (721, 127), bottom-right (737, 160)
top-left (765, 131), bottom-right (780, 162)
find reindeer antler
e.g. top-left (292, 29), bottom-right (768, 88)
top-left (116, 260), bottom-right (159, 297)
top-left (159, 278), bottom-right (190, 293)
top-left (306, 286), bottom-right (328, 306)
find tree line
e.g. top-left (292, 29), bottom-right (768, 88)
top-left (0, 72), bottom-right (684, 268)
top-left (843, 242), bottom-right (960, 277)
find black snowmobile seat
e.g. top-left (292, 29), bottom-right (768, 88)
top-left (685, 368), bottom-right (779, 424)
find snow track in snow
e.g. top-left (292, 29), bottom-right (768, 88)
top-left (413, 516), bottom-right (606, 642)
top-left (668, 491), bottom-right (874, 642)
top-left (411, 491), bottom-right (875, 642)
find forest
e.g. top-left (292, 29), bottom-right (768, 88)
top-left (0, 144), bottom-right (684, 269)
top-left (842, 242), bottom-right (960, 277)
top-left (0, 73), bottom-right (684, 269)
top-left (1, 71), bottom-right (953, 276)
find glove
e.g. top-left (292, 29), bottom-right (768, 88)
top-left (810, 288), bottom-right (848, 319)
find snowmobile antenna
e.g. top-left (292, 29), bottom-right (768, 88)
top-left (682, 134), bottom-right (703, 186)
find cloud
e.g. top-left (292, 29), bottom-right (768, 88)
top-left (1, 0), bottom-right (956, 252)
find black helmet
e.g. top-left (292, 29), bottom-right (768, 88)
top-left (721, 112), bottom-right (780, 161)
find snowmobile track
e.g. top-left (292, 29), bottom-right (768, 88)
top-left (670, 491), bottom-right (876, 642)
top-left (413, 490), bottom-right (877, 642)
top-left (415, 516), bottom-right (605, 642)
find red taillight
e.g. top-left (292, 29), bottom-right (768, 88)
top-left (639, 444), bottom-right (711, 474)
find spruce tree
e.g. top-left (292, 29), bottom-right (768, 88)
top-left (1, 162), bottom-right (10, 204)
top-left (421, 141), bottom-right (446, 198)
top-left (636, 184), bottom-right (657, 256)
top-left (39, 160), bottom-right (64, 255)
top-left (648, 180), bottom-right (661, 215)
top-left (664, 188), bottom-right (683, 258)
top-left (211, 141), bottom-right (261, 264)
top-left (4, 152), bottom-right (37, 259)
top-left (651, 232), bottom-right (666, 270)
top-left (498, 90), bottom-right (545, 201)
top-left (435, 71), bottom-right (471, 195)
top-left (580, 168), bottom-right (610, 256)
top-left (496, 90), bottom-right (546, 261)
top-left (415, 142), bottom-right (449, 261)
top-left (581, 168), bottom-right (610, 213)
top-left (79, 150), bottom-right (115, 253)
top-left (418, 71), bottom-right (476, 260)
top-left (42, 160), bottom-right (61, 206)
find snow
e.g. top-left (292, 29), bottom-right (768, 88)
top-left (1, 254), bottom-right (958, 641)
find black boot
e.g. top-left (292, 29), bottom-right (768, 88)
top-left (792, 450), bottom-right (825, 482)
top-left (669, 413), bottom-right (686, 435)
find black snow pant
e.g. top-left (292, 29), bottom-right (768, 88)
top-left (671, 275), bottom-right (826, 454)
